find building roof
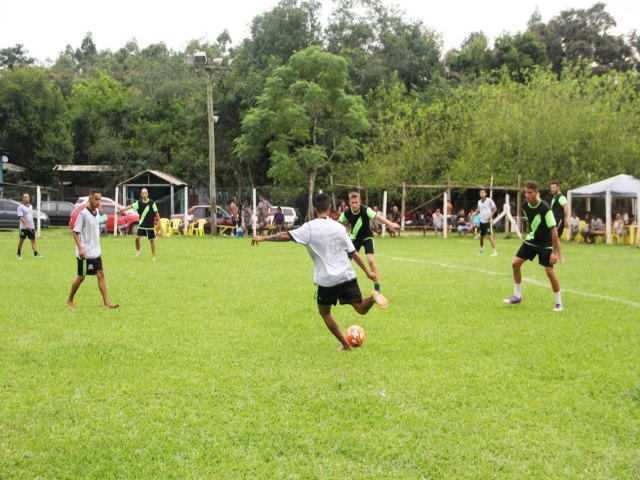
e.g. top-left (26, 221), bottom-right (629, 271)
top-left (53, 165), bottom-right (116, 172)
top-left (117, 169), bottom-right (187, 187)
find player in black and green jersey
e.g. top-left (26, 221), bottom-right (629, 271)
top-left (503, 180), bottom-right (563, 312)
top-left (118, 188), bottom-right (161, 261)
top-left (549, 180), bottom-right (568, 262)
top-left (339, 192), bottom-right (400, 292)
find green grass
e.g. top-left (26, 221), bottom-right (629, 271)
top-left (1, 228), bottom-right (639, 479)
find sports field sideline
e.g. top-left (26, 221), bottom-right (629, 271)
top-left (1, 229), bottom-right (639, 478)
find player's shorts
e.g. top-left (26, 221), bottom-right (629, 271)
top-left (555, 219), bottom-right (565, 238)
top-left (136, 228), bottom-right (157, 240)
top-left (77, 256), bottom-right (103, 276)
top-left (479, 222), bottom-right (493, 236)
top-left (316, 278), bottom-right (363, 306)
top-left (352, 237), bottom-right (375, 255)
top-left (19, 228), bottom-right (35, 240)
top-left (516, 243), bottom-right (553, 268)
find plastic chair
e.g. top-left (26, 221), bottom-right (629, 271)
top-left (193, 219), bottom-right (206, 237)
top-left (169, 218), bottom-right (182, 236)
top-left (159, 218), bottom-right (170, 237)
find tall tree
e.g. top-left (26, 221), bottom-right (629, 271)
top-left (0, 68), bottom-right (73, 184)
top-left (235, 46), bottom-right (370, 219)
top-left (0, 44), bottom-right (36, 69)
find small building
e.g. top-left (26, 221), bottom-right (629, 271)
top-left (116, 169), bottom-right (189, 218)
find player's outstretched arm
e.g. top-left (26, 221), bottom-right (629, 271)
top-left (251, 232), bottom-right (291, 246)
top-left (376, 213), bottom-right (400, 230)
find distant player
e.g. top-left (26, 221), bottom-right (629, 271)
top-left (67, 189), bottom-right (119, 309)
top-left (252, 193), bottom-right (388, 350)
top-left (469, 189), bottom-right (497, 256)
top-left (118, 188), bottom-right (161, 261)
top-left (16, 193), bottom-right (43, 260)
top-left (339, 191), bottom-right (400, 292)
top-left (503, 180), bottom-right (563, 312)
top-left (549, 180), bottom-right (568, 262)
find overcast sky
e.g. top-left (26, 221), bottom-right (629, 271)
top-left (1, 0), bottom-right (638, 63)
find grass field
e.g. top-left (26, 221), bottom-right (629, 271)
top-left (1, 228), bottom-right (639, 479)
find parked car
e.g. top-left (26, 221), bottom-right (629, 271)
top-left (170, 205), bottom-right (233, 234)
top-left (69, 198), bottom-right (139, 234)
top-left (0, 198), bottom-right (50, 229)
top-left (40, 201), bottom-right (76, 226)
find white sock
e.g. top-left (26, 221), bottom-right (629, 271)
top-left (514, 284), bottom-right (521, 297)
top-left (555, 291), bottom-right (562, 304)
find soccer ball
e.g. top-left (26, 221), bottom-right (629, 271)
top-left (345, 325), bottom-right (366, 347)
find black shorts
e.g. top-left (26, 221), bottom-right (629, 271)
top-left (316, 278), bottom-right (363, 306)
top-left (516, 243), bottom-right (553, 268)
top-left (352, 238), bottom-right (374, 255)
top-left (555, 219), bottom-right (565, 238)
top-left (19, 229), bottom-right (35, 240)
top-left (479, 222), bottom-right (493, 236)
top-left (77, 257), bottom-right (103, 276)
top-left (136, 228), bottom-right (157, 240)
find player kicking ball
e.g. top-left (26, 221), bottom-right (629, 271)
top-left (251, 193), bottom-right (388, 350)
top-left (503, 180), bottom-right (563, 312)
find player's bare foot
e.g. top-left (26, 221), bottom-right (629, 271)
top-left (371, 290), bottom-right (388, 309)
top-left (104, 302), bottom-right (119, 309)
top-left (66, 300), bottom-right (76, 309)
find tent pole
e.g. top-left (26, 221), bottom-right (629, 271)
top-left (605, 190), bottom-right (612, 244)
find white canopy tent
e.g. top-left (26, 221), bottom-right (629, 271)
top-left (567, 174), bottom-right (640, 245)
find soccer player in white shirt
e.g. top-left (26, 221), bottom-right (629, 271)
top-left (469, 189), bottom-right (498, 256)
top-left (251, 193), bottom-right (388, 350)
top-left (66, 190), bottom-right (119, 309)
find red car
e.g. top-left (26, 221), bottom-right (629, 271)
top-left (70, 197), bottom-right (139, 234)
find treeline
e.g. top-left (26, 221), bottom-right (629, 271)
top-left (1, 0), bottom-right (639, 207)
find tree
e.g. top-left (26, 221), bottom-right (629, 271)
top-left (528, 2), bottom-right (633, 75)
top-left (0, 44), bottom-right (36, 69)
top-left (0, 68), bottom-right (73, 184)
top-left (235, 46), bottom-right (370, 219)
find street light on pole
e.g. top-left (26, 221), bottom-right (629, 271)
top-left (188, 51), bottom-right (231, 236)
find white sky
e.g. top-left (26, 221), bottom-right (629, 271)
top-left (1, 0), bottom-right (638, 63)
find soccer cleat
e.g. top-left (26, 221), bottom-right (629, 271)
top-left (478, 249), bottom-right (484, 255)
top-left (490, 251), bottom-right (498, 256)
top-left (503, 296), bottom-right (522, 305)
top-left (17, 255), bottom-right (22, 260)
top-left (34, 254), bottom-right (44, 259)
top-left (133, 252), bottom-right (140, 260)
top-left (371, 290), bottom-right (389, 310)
top-left (554, 303), bottom-right (564, 312)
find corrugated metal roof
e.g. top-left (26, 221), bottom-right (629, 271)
top-left (54, 165), bottom-right (115, 172)
top-left (117, 169), bottom-right (187, 187)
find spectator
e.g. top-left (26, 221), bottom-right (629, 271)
top-left (99, 209), bottom-right (108, 235)
top-left (613, 213), bottom-right (626, 244)
top-left (432, 208), bottom-right (444, 235)
top-left (257, 196), bottom-right (272, 222)
top-left (581, 213), bottom-right (595, 243)
top-left (625, 214), bottom-right (636, 226)
top-left (256, 207), bottom-right (268, 233)
top-left (389, 205), bottom-right (402, 237)
top-left (591, 213), bottom-right (604, 234)
top-left (569, 212), bottom-right (581, 242)
top-left (242, 205), bottom-right (252, 236)
top-left (229, 197), bottom-right (239, 228)
top-left (456, 208), bottom-right (471, 237)
top-left (273, 207), bottom-right (286, 233)
top-left (183, 210), bottom-right (195, 236)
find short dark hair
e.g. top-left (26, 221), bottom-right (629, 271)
top-left (89, 189), bottom-right (101, 197)
top-left (525, 180), bottom-right (538, 191)
top-left (349, 191), bottom-right (360, 200)
top-left (550, 180), bottom-right (559, 187)
top-left (314, 193), bottom-right (332, 213)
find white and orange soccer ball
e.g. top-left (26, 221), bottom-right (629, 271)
top-left (345, 325), bottom-right (366, 347)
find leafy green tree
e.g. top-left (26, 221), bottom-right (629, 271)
top-left (528, 2), bottom-right (633, 75)
top-left (235, 46), bottom-right (370, 219)
top-left (0, 67), bottom-right (73, 184)
top-left (444, 32), bottom-right (493, 81)
top-left (492, 32), bottom-right (548, 81)
top-left (0, 44), bottom-right (36, 69)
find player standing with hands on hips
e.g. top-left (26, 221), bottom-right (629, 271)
top-left (16, 193), bottom-right (43, 260)
top-left (469, 189), bottom-right (498, 256)
top-left (118, 188), bottom-right (161, 261)
top-left (252, 193), bottom-right (389, 351)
